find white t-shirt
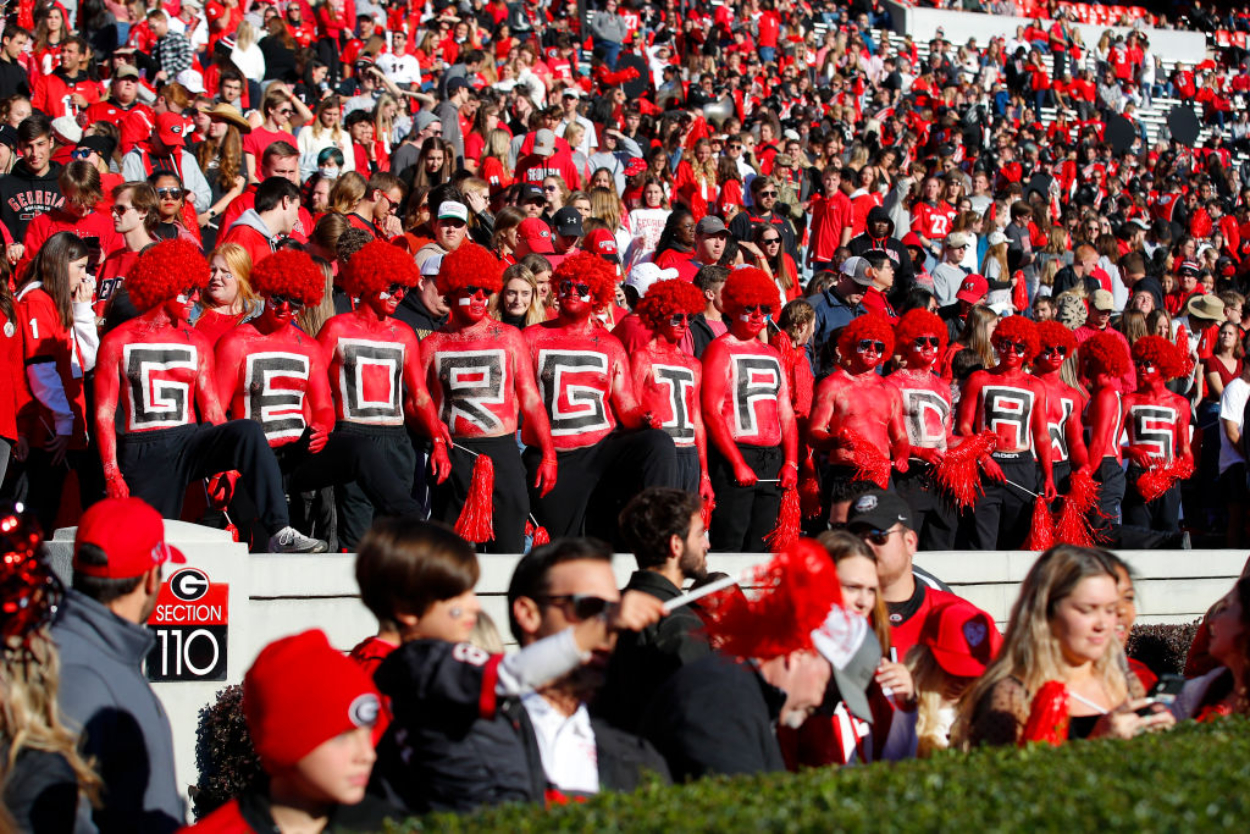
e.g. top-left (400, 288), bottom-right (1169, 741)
top-left (1218, 376), bottom-right (1250, 474)
top-left (376, 52), bottom-right (421, 86)
top-left (521, 693), bottom-right (600, 793)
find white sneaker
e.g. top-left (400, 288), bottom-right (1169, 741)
top-left (268, 527), bottom-right (329, 554)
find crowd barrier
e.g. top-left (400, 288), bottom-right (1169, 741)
top-left (42, 520), bottom-right (1246, 811)
top-left (880, 0), bottom-right (1209, 65)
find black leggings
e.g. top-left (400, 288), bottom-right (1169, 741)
top-left (970, 452), bottom-right (1041, 550)
top-left (25, 446), bottom-right (105, 534)
top-left (524, 429), bottom-right (677, 542)
top-left (434, 435), bottom-right (529, 554)
top-left (333, 423), bottom-right (416, 550)
top-left (118, 421), bottom-right (288, 533)
top-left (708, 443), bottom-right (783, 553)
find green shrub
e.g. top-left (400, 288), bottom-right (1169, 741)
top-left (392, 717), bottom-right (1250, 833)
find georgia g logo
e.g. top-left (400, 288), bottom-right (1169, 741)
top-left (124, 344), bottom-right (197, 429)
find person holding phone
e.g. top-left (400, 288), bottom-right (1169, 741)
top-left (1171, 577), bottom-right (1250, 722)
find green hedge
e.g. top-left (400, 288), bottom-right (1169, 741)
top-left (395, 717), bottom-right (1250, 833)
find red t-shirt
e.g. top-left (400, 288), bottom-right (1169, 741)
top-left (242, 127), bottom-right (299, 161)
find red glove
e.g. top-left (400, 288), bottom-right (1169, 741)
top-left (206, 470), bottom-right (240, 509)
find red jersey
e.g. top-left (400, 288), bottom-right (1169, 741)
top-left (16, 285), bottom-right (90, 446)
top-left (21, 207), bottom-right (120, 281)
top-left (96, 248), bottom-right (141, 317)
top-left (808, 190), bottom-right (853, 264)
top-left (910, 201), bottom-right (958, 241)
top-left (525, 324), bottom-right (631, 450)
top-left (888, 582), bottom-right (982, 662)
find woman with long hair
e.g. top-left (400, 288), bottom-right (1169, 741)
top-left (32, 3), bottom-right (68, 74)
top-left (490, 205), bottom-right (526, 266)
top-left (298, 95), bottom-right (353, 180)
top-left (14, 232), bottom-right (101, 532)
top-left (372, 94), bottom-right (402, 167)
top-left (625, 177), bottom-right (671, 267)
top-left (480, 128), bottom-right (513, 199)
top-left (193, 104), bottom-right (248, 249)
top-left (541, 175), bottom-right (570, 221)
top-left (518, 253), bottom-right (554, 317)
top-left (953, 545), bottom-right (1175, 747)
top-left (148, 171), bottom-right (201, 246)
top-left (673, 137), bottom-right (718, 221)
top-left (715, 154), bottom-right (745, 222)
top-left (980, 232), bottom-right (1012, 311)
top-left (941, 305), bottom-right (998, 380)
top-left (412, 137), bottom-right (452, 192)
top-left (0, 504), bottom-right (102, 831)
top-left (489, 263), bottom-right (545, 328)
top-left (190, 243), bottom-right (261, 343)
top-left (1173, 577), bottom-right (1250, 720)
top-left (327, 170), bottom-right (368, 216)
top-left (260, 15), bottom-right (299, 81)
top-left (651, 205), bottom-right (695, 268)
top-left (590, 186), bottom-right (630, 258)
top-left (754, 222), bottom-right (800, 305)
top-left (0, 258), bottom-right (23, 486)
top-left (465, 101), bottom-right (504, 174)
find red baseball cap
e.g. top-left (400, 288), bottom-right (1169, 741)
top-left (956, 274), bottom-right (988, 303)
top-left (583, 228), bottom-right (619, 263)
top-left (73, 497), bottom-right (186, 579)
top-left (517, 217), bottom-right (555, 254)
top-left (918, 599), bottom-right (1002, 678)
top-left (155, 112), bottom-right (188, 148)
top-left (901, 232), bottom-right (924, 249)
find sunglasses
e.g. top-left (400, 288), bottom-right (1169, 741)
top-left (761, 237), bottom-right (781, 245)
top-left (847, 525), bottom-right (905, 546)
top-left (268, 294), bottom-right (305, 310)
top-left (156, 187), bottom-right (184, 200)
top-left (110, 204), bottom-right (134, 215)
top-left (386, 282), bottom-right (406, 296)
top-left (758, 190), bottom-right (779, 197)
top-left (728, 143), bottom-right (743, 149)
top-left (857, 339), bottom-right (887, 354)
top-left (461, 285), bottom-right (489, 296)
top-left (535, 594), bottom-right (613, 620)
top-left (71, 149), bottom-right (93, 160)
top-left (668, 313), bottom-right (692, 325)
top-left (559, 280), bottom-right (591, 296)
top-left (276, 108), bottom-right (293, 116)
top-left (742, 305), bottom-right (772, 315)
top-left (1040, 345), bottom-right (1068, 357)
top-left (913, 336), bottom-right (941, 348)
top-left (997, 340), bottom-right (1029, 355)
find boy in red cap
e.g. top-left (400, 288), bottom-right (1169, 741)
top-left (185, 629), bottom-right (399, 831)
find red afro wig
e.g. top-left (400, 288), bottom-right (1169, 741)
top-left (552, 252), bottom-right (618, 310)
top-left (1035, 320), bottom-right (1078, 354)
top-left (127, 239), bottom-right (209, 312)
top-left (991, 315), bottom-right (1040, 362)
top-left (1079, 332), bottom-right (1131, 378)
top-left (250, 250), bottom-right (326, 308)
top-left (894, 309), bottom-right (948, 354)
top-left (435, 241), bottom-right (504, 297)
top-left (1131, 334), bottom-right (1186, 380)
top-left (343, 239), bottom-right (420, 299)
top-left (637, 279), bottom-right (706, 329)
top-left (720, 267), bottom-right (778, 314)
top-left (837, 313), bottom-right (896, 362)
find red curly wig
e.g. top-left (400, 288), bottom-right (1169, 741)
top-left (991, 315), bottom-right (1040, 362)
top-left (720, 267), bottom-right (778, 314)
top-left (637, 279), bottom-right (706, 329)
top-left (837, 313), bottom-right (896, 362)
top-left (552, 252), bottom-right (618, 310)
top-left (250, 250), bottom-right (326, 307)
top-left (343, 239), bottom-right (420, 299)
top-left (894, 309), bottom-right (948, 354)
top-left (1079, 331), bottom-right (1131, 378)
top-left (1035, 320), bottom-right (1078, 354)
top-left (127, 239), bottom-right (210, 312)
top-left (1132, 334), bottom-right (1186, 380)
top-left (435, 241), bottom-right (504, 297)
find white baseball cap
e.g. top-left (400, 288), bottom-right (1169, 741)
top-left (624, 262), bottom-right (678, 297)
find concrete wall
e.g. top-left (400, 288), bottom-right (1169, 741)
top-left (44, 522), bottom-right (1245, 824)
top-left (879, 1), bottom-right (1209, 66)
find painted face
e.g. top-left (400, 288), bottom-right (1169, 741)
top-left (1134, 358), bottom-right (1160, 385)
top-left (451, 286), bottom-right (492, 324)
top-left (994, 336), bottom-right (1029, 369)
top-left (367, 282), bottom-right (406, 317)
top-left (557, 278), bottom-right (593, 317)
top-left (657, 311), bottom-right (692, 344)
top-left (906, 333), bottom-right (941, 369)
top-left (729, 302), bottom-right (770, 339)
top-left (166, 285), bottom-right (200, 321)
top-left (848, 336), bottom-right (886, 373)
top-left (262, 293), bottom-right (303, 326)
top-left (1034, 343), bottom-right (1069, 374)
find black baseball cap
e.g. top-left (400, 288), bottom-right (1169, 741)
top-left (517, 183), bottom-right (545, 204)
top-left (845, 489), bottom-right (913, 532)
top-left (552, 206), bottom-right (584, 237)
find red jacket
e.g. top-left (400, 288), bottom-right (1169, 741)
top-left (31, 70), bottom-right (101, 118)
top-left (218, 223), bottom-right (275, 266)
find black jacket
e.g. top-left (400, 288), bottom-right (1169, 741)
top-left (0, 56), bottom-right (29, 98)
top-left (848, 207), bottom-right (917, 295)
top-left (394, 294), bottom-right (446, 341)
top-left (689, 313), bottom-right (719, 359)
top-left (0, 159), bottom-right (64, 241)
top-left (1052, 266), bottom-right (1100, 297)
top-left (639, 653), bottom-right (787, 781)
top-left (592, 571), bottom-right (713, 733)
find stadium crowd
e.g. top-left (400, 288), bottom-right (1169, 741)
top-left (1, 0), bottom-right (1250, 829)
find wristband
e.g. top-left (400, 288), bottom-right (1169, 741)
top-left (784, 461), bottom-right (799, 470)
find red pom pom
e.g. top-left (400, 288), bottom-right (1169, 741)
top-left (1021, 681), bottom-right (1070, 746)
top-left (1080, 332), bottom-right (1131, 378)
top-left (992, 315), bottom-right (1040, 362)
top-left (454, 452), bottom-right (495, 543)
top-left (1035, 319), bottom-right (1078, 353)
top-left (1055, 469), bottom-right (1102, 547)
top-left (837, 313), bottom-right (896, 364)
top-left (798, 470), bottom-right (823, 519)
top-left (720, 266), bottom-right (778, 314)
top-left (1136, 456), bottom-right (1194, 503)
top-left (343, 239), bottom-right (420, 300)
top-left (529, 519), bottom-right (550, 547)
top-left (1022, 496), bottom-right (1054, 551)
top-left (436, 242), bottom-right (504, 297)
top-left (637, 279), bottom-right (706, 329)
top-left (839, 427), bottom-right (891, 489)
top-left (935, 431), bottom-right (998, 509)
top-left (894, 309), bottom-right (948, 354)
top-left (764, 488), bottom-right (802, 552)
top-left (552, 252), bottom-right (619, 310)
top-left (128, 240), bottom-right (210, 311)
top-left (251, 250), bottom-right (326, 307)
top-left (700, 492), bottom-right (716, 533)
top-left (1132, 335), bottom-right (1186, 380)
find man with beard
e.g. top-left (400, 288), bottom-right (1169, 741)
top-left (507, 538), bottom-right (672, 797)
top-left (594, 488), bottom-right (714, 733)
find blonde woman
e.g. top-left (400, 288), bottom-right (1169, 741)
top-left (299, 96), bottom-right (354, 180)
top-left (328, 171), bottom-right (368, 216)
top-left (980, 230), bottom-right (1013, 311)
top-left (953, 545), bottom-right (1175, 748)
top-left (481, 128), bottom-right (514, 198)
top-left (191, 243), bottom-right (262, 343)
top-left (489, 262), bottom-right (545, 328)
top-left (374, 93), bottom-right (401, 164)
top-left (0, 505), bottom-right (101, 831)
top-left (297, 256), bottom-right (338, 338)
top-left (590, 185), bottom-right (631, 259)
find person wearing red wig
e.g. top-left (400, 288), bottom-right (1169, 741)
top-left (631, 278), bottom-right (715, 499)
top-left (888, 309), bottom-right (957, 549)
top-left (418, 242), bottom-right (558, 552)
top-left (1122, 335), bottom-right (1193, 533)
top-left (1080, 332), bottom-right (1132, 528)
top-left (955, 315), bottom-right (1057, 550)
top-left (215, 250), bottom-right (423, 543)
top-left (523, 252), bottom-right (677, 542)
top-left (810, 312), bottom-right (909, 524)
top-left (92, 240), bottom-right (328, 553)
top-left (317, 239), bottom-right (452, 549)
top-left (701, 267), bottom-right (798, 551)
top-left (1032, 320), bottom-right (1089, 495)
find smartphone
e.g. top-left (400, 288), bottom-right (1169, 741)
top-left (1136, 673), bottom-right (1185, 715)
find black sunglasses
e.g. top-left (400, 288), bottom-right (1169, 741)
top-left (913, 336), bottom-right (941, 348)
top-left (846, 524), bottom-right (905, 546)
top-left (386, 282), bottom-right (406, 296)
top-left (761, 237), bottom-right (782, 244)
top-left (742, 304), bottom-right (772, 315)
top-left (857, 339), bottom-right (887, 353)
top-left (268, 294), bottom-right (305, 310)
top-left (1040, 345), bottom-right (1068, 357)
top-left (156, 187), bottom-right (184, 200)
top-left (998, 340), bottom-right (1029, 354)
top-left (535, 594), bottom-right (613, 620)
top-left (668, 313), bottom-right (691, 325)
top-left (559, 280), bottom-right (591, 296)
top-left (758, 190), bottom-right (779, 197)
top-left (461, 285), bottom-right (489, 296)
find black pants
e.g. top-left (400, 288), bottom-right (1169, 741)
top-left (895, 462), bottom-right (957, 551)
top-left (434, 435), bottom-right (528, 554)
top-left (334, 423), bottom-right (416, 550)
top-left (1123, 465), bottom-right (1182, 533)
top-left (709, 444), bottom-right (783, 553)
top-left (118, 422), bottom-right (288, 533)
top-left (25, 446), bottom-right (105, 534)
top-left (970, 452), bottom-right (1041, 550)
top-left (525, 429), bottom-right (677, 542)
top-left (1093, 457), bottom-right (1126, 528)
top-left (674, 446), bottom-right (700, 493)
